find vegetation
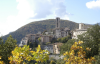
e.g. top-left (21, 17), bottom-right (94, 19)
top-left (63, 41), bottom-right (95, 64)
top-left (8, 45), bottom-right (50, 64)
top-left (0, 35), bottom-right (17, 64)
top-left (57, 35), bottom-right (71, 43)
top-left (27, 41), bottom-right (38, 50)
top-left (0, 41), bottom-right (96, 64)
top-left (77, 24), bottom-right (100, 58)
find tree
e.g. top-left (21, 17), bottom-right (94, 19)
top-left (27, 40), bottom-right (38, 50)
top-left (77, 24), bottom-right (100, 58)
top-left (57, 35), bottom-right (71, 43)
top-left (8, 45), bottom-right (50, 64)
top-left (87, 24), bottom-right (100, 45)
top-left (46, 42), bottom-right (51, 45)
top-left (0, 35), bottom-right (17, 64)
top-left (63, 41), bottom-right (95, 64)
top-left (60, 39), bottom-right (76, 55)
top-left (38, 37), bottom-right (41, 43)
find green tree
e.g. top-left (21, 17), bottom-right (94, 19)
top-left (57, 35), bottom-right (71, 43)
top-left (0, 35), bottom-right (17, 64)
top-left (46, 42), bottom-right (51, 45)
top-left (60, 39), bottom-right (76, 55)
top-left (27, 41), bottom-right (38, 50)
top-left (77, 24), bottom-right (100, 58)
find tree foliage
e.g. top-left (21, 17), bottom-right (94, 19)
top-left (63, 41), bottom-right (95, 64)
top-left (8, 45), bottom-right (50, 64)
top-left (60, 39), bottom-right (76, 55)
top-left (0, 35), bottom-right (17, 64)
top-left (78, 24), bottom-right (100, 58)
top-left (57, 35), bottom-right (71, 43)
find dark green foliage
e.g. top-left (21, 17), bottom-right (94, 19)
top-left (92, 44), bottom-right (100, 64)
top-left (57, 35), bottom-right (71, 43)
top-left (27, 41), bottom-right (38, 49)
top-left (2, 19), bottom-right (79, 44)
top-left (78, 24), bottom-right (100, 58)
top-left (60, 39), bottom-right (76, 54)
top-left (0, 35), bottom-right (17, 64)
top-left (87, 24), bottom-right (100, 45)
top-left (51, 38), bottom-right (57, 43)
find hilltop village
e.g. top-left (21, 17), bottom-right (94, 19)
top-left (19, 17), bottom-right (89, 55)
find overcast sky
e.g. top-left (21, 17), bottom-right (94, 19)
top-left (0, 0), bottom-right (100, 36)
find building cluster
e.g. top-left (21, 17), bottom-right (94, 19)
top-left (19, 17), bottom-right (89, 54)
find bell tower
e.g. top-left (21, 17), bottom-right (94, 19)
top-left (56, 17), bottom-right (60, 28)
top-left (79, 23), bottom-right (84, 29)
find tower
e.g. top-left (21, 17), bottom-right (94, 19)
top-left (56, 17), bottom-right (60, 28)
top-left (79, 23), bottom-right (84, 29)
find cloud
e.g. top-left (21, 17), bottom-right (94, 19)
top-left (29, 0), bottom-right (70, 19)
top-left (1, 0), bottom-right (70, 36)
top-left (86, 0), bottom-right (100, 9)
top-left (0, 0), bottom-right (35, 36)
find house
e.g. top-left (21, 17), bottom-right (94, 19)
top-left (40, 44), bottom-right (54, 54)
top-left (53, 43), bottom-right (63, 54)
top-left (72, 23), bottom-right (90, 39)
top-left (40, 43), bottom-right (63, 54)
top-left (41, 35), bottom-right (53, 44)
top-left (19, 33), bottom-right (42, 47)
top-left (19, 37), bottom-right (28, 47)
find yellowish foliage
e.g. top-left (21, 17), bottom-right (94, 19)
top-left (0, 56), bottom-right (5, 64)
top-left (63, 41), bottom-right (95, 64)
top-left (8, 45), bottom-right (49, 64)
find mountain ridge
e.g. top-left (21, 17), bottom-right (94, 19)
top-left (1, 19), bottom-right (90, 44)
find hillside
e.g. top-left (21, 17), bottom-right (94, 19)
top-left (2, 19), bottom-right (82, 44)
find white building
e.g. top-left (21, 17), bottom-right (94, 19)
top-left (72, 23), bottom-right (88, 39)
top-left (19, 37), bottom-right (28, 47)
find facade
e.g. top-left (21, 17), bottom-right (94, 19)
top-left (53, 43), bottom-right (63, 54)
top-left (72, 23), bottom-right (88, 39)
top-left (41, 35), bottom-right (51, 44)
top-left (41, 43), bottom-right (63, 54)
top-left (19, 34), bottom-right (42, 47)
top-left (19, 37), bottom-right (28, 47)
top-left (41, 44), bottom-right (54, 54)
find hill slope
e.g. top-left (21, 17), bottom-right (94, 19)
top-left (2, 19), bottom-right (79, 44)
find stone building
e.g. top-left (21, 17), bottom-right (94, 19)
top-left (41, 35), bottom-right (53, 44)
top-left (72, 23), bottom-right (89, 39)
top-left (19, 37), bottom-right (28, 47)
top-left (53, 17), bottom-right (70, 38)
top-left (19, 34), bottom-right (42, 47)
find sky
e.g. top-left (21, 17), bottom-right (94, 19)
top-left (0, 0), bottom-right (100, 36)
